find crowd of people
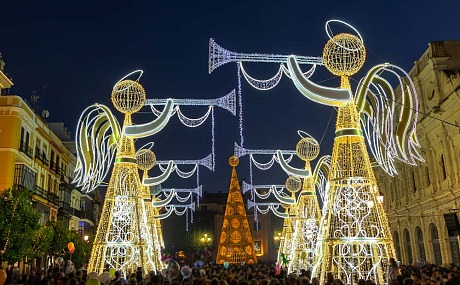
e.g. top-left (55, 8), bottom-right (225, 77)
top-left (2, 260), bottom-right (460, 285)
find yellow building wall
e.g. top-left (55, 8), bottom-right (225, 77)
top-left (0, 111), bottom-right (22, 192)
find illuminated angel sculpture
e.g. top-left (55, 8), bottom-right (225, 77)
top-left (74, 73), bottom-right (174, 275)
top-left (209, 20), bottom-right (423, 284)
top-left (235, 132), bottom-right (331, 272)
top-left (277, 133), bottom-right (331, 274)
top-left (75, 71), bottom-right (235, 276)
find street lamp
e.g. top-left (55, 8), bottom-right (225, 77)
top-left (274, 231), bottom-right (284, 249)
top-left (84, 235), bottom-right (89, 242)
top-left (201, 233), bottom-right (211, 244)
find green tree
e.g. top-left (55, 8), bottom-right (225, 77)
top-left (47, 221), bottom-right (72, 258)
top-left (0, 186), bottom-right (40, 263)
top-left (66, 231), bottom-right (92, 266)
top-left (31, 224), bottom-right (54, 258)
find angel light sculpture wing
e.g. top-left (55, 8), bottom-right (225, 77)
top-left (73, 104), bottom-right (121, 193)
top-left (74, 99), bottom-right (174, 193)
top-left (355, 64), bottom-right (423, 175)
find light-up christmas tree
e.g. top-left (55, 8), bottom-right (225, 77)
top-left (216, 156), bottom-right (257, 265)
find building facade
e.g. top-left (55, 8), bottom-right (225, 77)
top-left (376, 40), bottom-right (460, 267)
top-left (0, 57), bottom-right (99, 236)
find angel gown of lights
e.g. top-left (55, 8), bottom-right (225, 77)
top-left (216, 156), bottom-right (258, 265)
top-left (208, 20), bottom-right (423, 284)
top-left (284, 136), bottom-right (330, 274)
top-left (137, 149), bottom-right (164, 270)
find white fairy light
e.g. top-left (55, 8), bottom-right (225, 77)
top-left (146, 90), bottom-right (236, 116)
top-left (237, 63), bottom-right (244, 147)
top-left (234, 142), bottom-right (296, 158)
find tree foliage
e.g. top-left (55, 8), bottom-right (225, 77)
top-left (31, 224), bottom-right (54, 258)
top-left (0, 186), bottom-right (40, 263)
top-left (66, 231), bottom-right (92, 266)
top-left (47, 221), bottom-right (73, 257)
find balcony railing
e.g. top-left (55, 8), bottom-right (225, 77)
top-left (19, 142), bottom-right (33, 158)
top-left (34, 148), bottom-right (49, 166)
top-left (33, 185), bottom-right (48, 201)
top-left (32, 185), bottom-right (58, 205)
top-left (50, 161), bottom-right (61, 176)
top-left (71, 208), bottom-right (82, 218)
top-left (58, 201), bottom-right (71, 213)
top-left (79, 210), bottom-right (93, 221)
top-left (47, 192), bottom-right (59, 205)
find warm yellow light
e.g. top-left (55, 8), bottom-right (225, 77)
top-left (84, 235), bottom-right (89, 241)
top-left (377, 192), bottom-right (384, 204)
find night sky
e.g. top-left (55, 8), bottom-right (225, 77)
top-left (2, 0), bottom-right (460, 194)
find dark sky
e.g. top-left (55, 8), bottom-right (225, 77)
top-left (2, 0), bottom-right (460, 193)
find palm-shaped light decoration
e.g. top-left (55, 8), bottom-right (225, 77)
top-left (209, 20), bottom-right (423, 284)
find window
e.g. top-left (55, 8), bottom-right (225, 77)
top-left (441, 154), bottom-right (447, 180)
top-left (20, 127), bottom-right (24, 145)
top-left (50, 150), bottom-right (55, 166)
top-left (404, 228), bottom-right (413, 264)
top-left (425, 166), bottom-right (431, 187)
top-left (415, 226), bottom-right (426, 262)
top-left (394, 231), bottom-right (401, 260)
top-left (14, 164), bottom-right (36, 190)
top-left (40, 174), bottom-right (45, 188)
top-left (430, 223), bottom-right (442, 265)
top-left (25, 131), bottom-right (30, 148)
top-left (412, 171), bottom-right (417, 193)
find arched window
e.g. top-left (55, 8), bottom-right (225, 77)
top-left (415, 226), bottom-right (426, 262)
top-left (404, 228), bottom-right (413, 264)
top-left (394, 231), bottom-right (401, 260)
top-left (440, 154), bottom-right (447, 180)
top-left (430, 223), bottom-right (442, 265)
top-left (449, 236), bottom-right (460, 265)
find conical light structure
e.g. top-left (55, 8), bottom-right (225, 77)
top-left (88, 80), bottom-right (158, 275)
top-left (216, 156), bottom-right (257, 265)
top-left (313, 34), bottom-right (394, 284)
top-left (137, 149), bottom-right (164, 271)
top-left (277, 205), bottom-right (294, 266)
top-left (287, 137), bottom-right (322, 273)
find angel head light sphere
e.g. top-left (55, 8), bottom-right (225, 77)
top-left (285, 176), bottom-right (302, 193)
top-left (112, 79), bottom-right (146, 114)
top-left (136, 149), bottom-right (157, 171)
top-left (296, 137), bottom-right (320, 162)
top-left (322, 33), bottom-right (366, 78)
